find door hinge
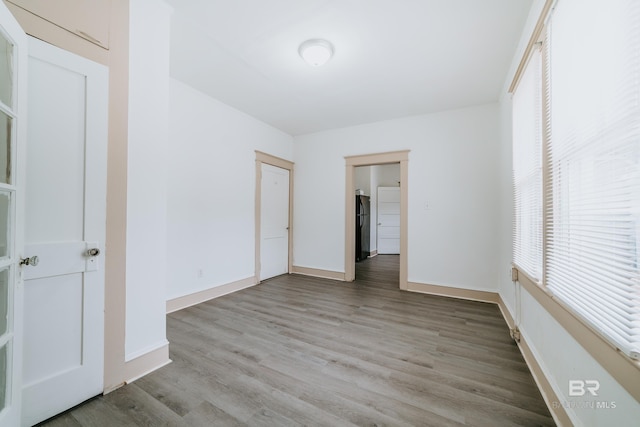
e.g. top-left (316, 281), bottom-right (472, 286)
top-left (510, 327), bottom-right (521, 343)
top-left (511, 266), bottom-right (519, 282)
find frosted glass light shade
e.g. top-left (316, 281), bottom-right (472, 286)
top-left (299, 39), bottom-right (333, 66)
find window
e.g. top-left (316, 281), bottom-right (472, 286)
top-left (513, 0), bottom-right (640, 360)
top-left (512, 49), bottom-right (543, 282)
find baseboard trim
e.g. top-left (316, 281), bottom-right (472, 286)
top-left (497, 296), bottom-right (515, 328)
top-left (369, 250), bottom-right (378, 257)
top-left (406, 281), bottom-right (499, 304)
top-left (498, 297), bottom-right (571, 426)
top-left (166, 276), bottom-right (257, 313)
top-left (291, 266), bottom-right (346, 281)
top-left (123, 341), bottom-right (171, 386)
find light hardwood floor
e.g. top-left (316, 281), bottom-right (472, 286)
top-left (40, 255), bottom-right (554, 426)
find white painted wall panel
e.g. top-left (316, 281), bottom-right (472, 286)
top-left (354, 166), bottom-right (371, 196)
top-left (166, 79), bottom-right (293, 301)
top-left (376, 164), bottom-right (401, 187)
top-left (125, 0), bottom-right (172, 360)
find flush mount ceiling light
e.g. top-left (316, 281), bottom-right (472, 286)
top-left (299, 39), bottom-right (334, 67)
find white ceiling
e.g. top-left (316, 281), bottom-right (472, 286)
top-left (166, 0), bottom-right (532, 136)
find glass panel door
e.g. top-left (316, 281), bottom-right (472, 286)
top-left (0, 27), bottom-right (14, 417)
top-left (0, 2), bottom-right (26, 425)
top-left (0, 33), bottom-right (13, 108)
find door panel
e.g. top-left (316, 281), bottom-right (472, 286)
top-left (21, 37), bottom-right (108, 426)
top-left (378, 214), bottom-right (400, 227)
top-left (23, 274), bottom-right (83, 386)
top-left (377, 187), bottom-right (401, 255)
top-left (260, 164), bottom-right (289, 280)
top-left (25, 56), bottom-right (86, 244)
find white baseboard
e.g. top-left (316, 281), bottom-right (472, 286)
top-left (291, 265), bottom-right (346, 281)
top-left (123, 341), bottom-right (171, 387)
top-left (498, 297), bottom-right (571, 426)
top-left (406, 281), bottom-right (499, 304)
top-left (166, 276), bottom-right (257, 314)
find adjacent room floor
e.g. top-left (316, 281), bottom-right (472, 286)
top-left (41, 255), bottom-right (554, 426)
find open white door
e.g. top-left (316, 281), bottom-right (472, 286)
top-left (260, 163), bottom-right (289, 280)
top-left (21, 38), bottom-right (108, 426)
top-left (0, 3), bottom-right (27, 426)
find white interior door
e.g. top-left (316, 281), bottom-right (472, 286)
top-left (377, 187), bottom-right (400, 254)
top-left (260, 163), bottom-right (289, 281)
top-left (0, 3), bottom-right (27, 426)
top-left (21, 37), bottom-right (108, 426)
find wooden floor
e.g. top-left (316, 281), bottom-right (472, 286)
top-left (41, 255), bottom-right (554, 426)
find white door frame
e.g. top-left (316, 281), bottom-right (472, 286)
top-left (344, 150), bottom-right (409, 289)
top-left (255, 151), bottom-right (294, 283)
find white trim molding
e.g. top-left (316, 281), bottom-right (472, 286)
top-left (407, 281), bottom-right (499, 304)
top-left (123, 341), bottom-right (171, 387)
top-left (291, 266), bottom-right (346, 281)
top-left (166, 276), bottom-right (257, 314)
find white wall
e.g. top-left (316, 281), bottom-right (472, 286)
top-left (375, 164), bottom-right (401, 187)
top-left (293, 104), bottom-right (502, 292)
top-left (498, 1), bottom-right (640, 424)
top-left (166, 79), bottom-right (293, 301)
top-left (125, 0), bottom-right (171, 360)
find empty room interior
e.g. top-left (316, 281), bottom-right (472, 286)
top-left (0, 0), bottom-right (639, 426)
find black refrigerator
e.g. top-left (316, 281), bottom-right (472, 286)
top-left (355, 195), bottom-right (370, 262)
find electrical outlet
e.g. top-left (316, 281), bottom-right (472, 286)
top-left (197, 269), bottom-right (203, 279)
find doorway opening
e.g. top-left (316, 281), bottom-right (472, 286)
top-left (354, 164), bottom-right (401, 284)
top-left (344, 150), bottom-right (409, 289)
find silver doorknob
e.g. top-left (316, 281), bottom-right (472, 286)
top-left (20, 256), bottom-right (39, 266)
top-left (87, 248), bottom-right (100, 257)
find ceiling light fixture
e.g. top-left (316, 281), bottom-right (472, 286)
top-left (299, 39), bottom-right (334, 67)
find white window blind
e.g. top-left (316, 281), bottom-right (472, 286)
top-left (513, 50), bottom-right (543, 281)
top-left (545, 0), bottom-right (640, 359)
